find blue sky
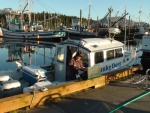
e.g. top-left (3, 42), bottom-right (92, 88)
top-left (0, 0), bottom-right (150, 23)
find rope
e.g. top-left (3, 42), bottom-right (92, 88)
top-left (29, 88), bottom-right (35, 108)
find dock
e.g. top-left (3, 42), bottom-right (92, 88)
top-left (0, 65), bottom-right (148, 113)
top-left (28, 84), bottom-right (150, 113)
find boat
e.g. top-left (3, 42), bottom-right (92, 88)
top-left (0, 34), bottom-right (139, 98)
top-left (53, 37), bottom-right (138, 82)
top-left (61, 19), bottom-right (98, 39)
top-left (133, 27), bottom-right (150, 39)
top-left (1, 0), bottom-right (67, 41)
top-left (2, 28), bottom-right (67, 41)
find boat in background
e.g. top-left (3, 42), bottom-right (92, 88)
top-left (61, 19), bottom-right (98, 39)
top-left (2, 29), bottom-right (67, 42)
top-left (134, 27), bottom-right (150, 39)
top-left (1, 0), bottom-right (67, 41)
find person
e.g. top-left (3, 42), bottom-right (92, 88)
top-left (66, 51), bottom-right (86, 81)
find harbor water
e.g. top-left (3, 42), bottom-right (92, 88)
top-left (0, 43), bottom-right (55, 71)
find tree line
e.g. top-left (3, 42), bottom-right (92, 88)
top-left (0, 11), bottom-right (91, 30)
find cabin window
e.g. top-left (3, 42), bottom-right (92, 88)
top-left (57, 47), bottom-right (65, 63)
top-left (82, 52), bottom-right (88, 67)
top-left (115, 48), bottom-right (123, 58)
top-left (95, 51), bottom-right (104, 64)
top-left (107, 50), bottom-right (114, 60)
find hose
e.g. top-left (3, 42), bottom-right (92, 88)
top-left (109, 91), bottom-right (150, 113)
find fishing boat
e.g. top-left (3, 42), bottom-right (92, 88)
top-left (61, 18), bottom-right (98, 38)
top-left (2, 29), bottom-right (67, 42)
top-left (2, 0), bottom-right (67, 41)
top-left (134, 27), bottom-right (150, 39)
top-left (52, 37), bottom-right (138, 82)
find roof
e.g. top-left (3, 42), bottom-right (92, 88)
top-left (64, 38), bottom-right (124, 52)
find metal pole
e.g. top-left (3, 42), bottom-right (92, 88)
top-left (44, 48), bottom-right (46, 64)
top-left (128, 16), bottom-right (130, 36)
top-left (146, 69), bottom-right (150, 89)
top-left (88, 1), bottom-right (91, 31)
top-left (124, 8), bottom-right (127, 48)
top-left (80, 9), bottom-right (82, 39)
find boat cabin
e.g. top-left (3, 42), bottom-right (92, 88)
top-left (54, 38), bottom-right (136, 82)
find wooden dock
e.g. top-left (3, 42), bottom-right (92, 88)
top-left (0, 65), bottom-right (141, 113)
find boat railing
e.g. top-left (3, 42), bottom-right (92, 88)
top-left (146, 69), bottom-right (150, 89)
top-left (121, 39), bottom-right (140, 51)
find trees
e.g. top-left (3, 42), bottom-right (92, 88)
top-left (0, 12), bottom-right (90, 30)
top-left (0, 14), bottom-right (6, 27)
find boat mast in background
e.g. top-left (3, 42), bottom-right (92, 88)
top-left (139, 6), bottom-right (142, 27)
top-left (80, 9), bottom-right (82, 39)
top-left (124, 7), bottom-right (127, 48)
top-left (108, 7), bottom-right (113, 38)
top-left (87, 0), bottom-right (91, 31)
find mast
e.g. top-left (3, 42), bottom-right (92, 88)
top-left (128, 16), bottom-right (130, 35)
top-left (88, 0), bottom-right (91, 31)
top-left (108, 7), bottom-right (113, 38)
top-left (18, 0), bottom-right (25, 30)
top-left (27, 0), bottom-right (31, 25)
top-left (139, 6), bottom-right (142, 27)
top-left (44, 12), bottom-right (46, 30)
top-left (124, 7), bottom-right (127, 48)
top-left (80, 9), bottom-right (82, 39)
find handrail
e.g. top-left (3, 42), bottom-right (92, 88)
top-left (146, 69), bottom-right (150, 89)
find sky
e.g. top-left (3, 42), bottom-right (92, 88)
top-left (0, 0), bottom-right (150, 23)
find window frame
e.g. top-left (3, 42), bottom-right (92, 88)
top-left (94, 51), bottom-right (104, 64)
top-left (57, 47), bottom-right (65, 63)
top-left (106, 49), bottom-right (115, 60)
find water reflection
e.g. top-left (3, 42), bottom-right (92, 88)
top-left (0, 38), bottom-right (54, 70)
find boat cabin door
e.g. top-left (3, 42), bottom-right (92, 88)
top-left (55, 45), bottom-right (67, 82)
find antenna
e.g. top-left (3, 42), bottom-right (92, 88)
top-left (139, 6), bottom-right (142, 27)
top-left (108, 6), bottom-right (113, 38)
top-left (88, 0), bottom-right (92, 31)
